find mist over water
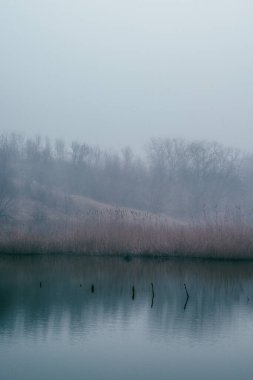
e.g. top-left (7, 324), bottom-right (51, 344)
top-left (1, 256), bottom-right (253, 380)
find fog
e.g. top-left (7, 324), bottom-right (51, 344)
top-left (1, 0), bottom-right (253, 150)
top-left (1, 133), bottom-right (253, 222)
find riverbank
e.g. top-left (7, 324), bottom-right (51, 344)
top-left (1, 220), bottom-right (253, 260)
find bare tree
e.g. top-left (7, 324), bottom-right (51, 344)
top-left (0, 135), bottom-right (15, 219)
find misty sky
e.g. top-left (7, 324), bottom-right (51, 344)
top-left (1, 0), bottom-right (253, 151)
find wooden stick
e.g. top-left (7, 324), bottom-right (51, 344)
top-left (151, 282), bottom-right (154, 308)
top-left (183, 283), bottom-right (189, 310)
top-left (184, 283), bottom-right (189, 298)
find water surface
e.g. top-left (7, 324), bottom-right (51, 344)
top-left (0, 255), bottom-right (253, 380)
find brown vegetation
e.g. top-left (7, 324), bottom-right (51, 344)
top-left (1, 217), bottom-right (253, 259)
top-left (1, 132), bottom-right (253, 259)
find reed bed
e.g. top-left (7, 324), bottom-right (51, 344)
top-left (1, 218), bottom-right (253, 259)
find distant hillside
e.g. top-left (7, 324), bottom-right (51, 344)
top-left (1, 133), bottom-right (253, 226)
top-left (12, 190), bottom-right (182, 227)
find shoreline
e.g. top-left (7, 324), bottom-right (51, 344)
top-left (1, 251), bottom-right (253, 262)
top-left (1, 220), bottom-right (253, 260)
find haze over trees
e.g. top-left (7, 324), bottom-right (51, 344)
top-left (0, 132), bottom-right (252, 223)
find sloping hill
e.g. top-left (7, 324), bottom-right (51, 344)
top-left (11, 192), bottom-right (182, 227)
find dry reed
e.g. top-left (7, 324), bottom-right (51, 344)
top-left (1, 217), bottom-right (253, 259)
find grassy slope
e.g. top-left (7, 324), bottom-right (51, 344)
top-left (12, 192), bottom-right (182, 226)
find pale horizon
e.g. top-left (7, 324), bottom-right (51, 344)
top-left (1, 0), bottom-right (253, 151)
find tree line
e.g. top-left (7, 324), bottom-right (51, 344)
top-left (0, 133), bottom-right (252, 220)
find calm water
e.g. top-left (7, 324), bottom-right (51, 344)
top-left (0, 255), bottom-right (253, 380)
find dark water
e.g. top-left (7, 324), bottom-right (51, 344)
top-left (0, 255), bottom-right (253, 380)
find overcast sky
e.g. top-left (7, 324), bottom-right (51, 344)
top-left (0, 0), bottom-right (253, 151)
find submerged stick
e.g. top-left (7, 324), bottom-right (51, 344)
top-left (183, 296), bottom-right (189, 311)
top-left (183, 283), bottom-right (189, 311)
top-left (151, 282), bottom-right (154, 308)
top-left (184, 283), bottom-right (189, 298)
top-left (132, 286), bottom-right (135, 300)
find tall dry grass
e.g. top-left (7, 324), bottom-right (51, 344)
top-left (1, 211), bottom-right (253, 259)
